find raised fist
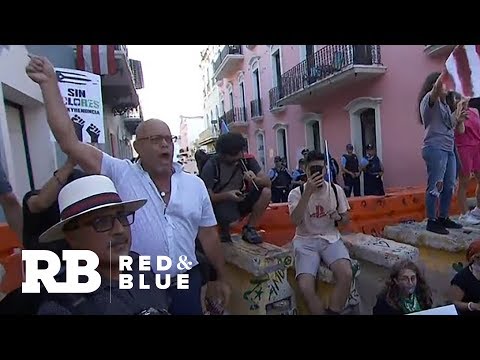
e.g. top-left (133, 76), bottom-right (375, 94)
top-left (25, 55), bottom-right (56, 84)
top-left (87, 123), bottom-right (101, 143)
top-left (71, 115), bottom-right (85, 142)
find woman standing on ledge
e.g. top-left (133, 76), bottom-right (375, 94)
top-left (418, 71), bottom-right (466, 235)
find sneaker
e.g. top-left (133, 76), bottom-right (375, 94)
top-left (242, 225), bottom-right (263, 244)
top-left (470, 207), bottom-right (480, 219)
top-left (426, 219), bottom-right (449, 235)
top-left (438, 217), bottom-right (463, 229)
top-left (459, 213), bottom-right (480, 226)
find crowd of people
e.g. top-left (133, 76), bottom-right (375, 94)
top-left (418, 71), bottom-right (480, 234)
top-left (264, 142), bottom-right (385, 205)
top-left (0, 55), bottom-right (479, 315)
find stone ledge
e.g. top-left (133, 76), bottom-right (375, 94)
top-left (342, 233), bottom-right (419, 268)
top-left (222, 234), bottom-right (293, 277)
top-left (383, 221), bottom-right (480, 252)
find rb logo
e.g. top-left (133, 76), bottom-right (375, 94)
top-left (22, 250), bottom-right (101, 294)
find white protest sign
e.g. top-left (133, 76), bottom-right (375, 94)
top-left (54, 68), bottom-right (105, 144)
top-left (407, 304), bottom-right (458, 315)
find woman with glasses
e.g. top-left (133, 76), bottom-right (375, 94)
top-left (373, 260), bottom-right (433, 315)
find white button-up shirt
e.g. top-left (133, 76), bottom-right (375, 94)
top-left (101, 153), bottom-right (217, 277)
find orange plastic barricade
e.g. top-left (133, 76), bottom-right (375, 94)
top-left (0, 224), bottom-right (23, 296)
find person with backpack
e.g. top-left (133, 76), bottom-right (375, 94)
top-left (287, 150), bottom-right (353, 315)
top-left (268, 156), bottom-right (293, 203)
top-left (200, 132), bottom-right (271, 244)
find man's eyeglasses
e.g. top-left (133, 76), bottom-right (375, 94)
top-left (136, 135), bottom-right (177, 144)
top-left (64, 211), bottom-right (135, 233)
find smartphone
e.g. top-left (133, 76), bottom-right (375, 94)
top-left (310, 165), bottom-right (323, 176)
top-left (309, 165), bottom-right (324, 188)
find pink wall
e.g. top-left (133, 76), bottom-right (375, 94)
top-left (217, 45), bottom-right (449, 190)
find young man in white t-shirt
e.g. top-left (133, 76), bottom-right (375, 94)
top-left (288, 150), bottom-right (353, 315)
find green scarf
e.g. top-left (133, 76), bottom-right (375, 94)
top-left (399, 293), bottom-right (422, 314)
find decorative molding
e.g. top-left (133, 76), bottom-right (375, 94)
top-left (344, 97), bottom-right (382, 113)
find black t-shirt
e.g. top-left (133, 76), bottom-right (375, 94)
top-left (451, 266), bottom-right (480, 315)
top-left (22, 190), bottom-right (69, 255)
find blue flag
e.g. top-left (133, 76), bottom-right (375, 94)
top-left (220, 119), bottom-right (229, 134)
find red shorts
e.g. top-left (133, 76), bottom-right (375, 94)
top-left (457, 145), bottom-right (480, 176)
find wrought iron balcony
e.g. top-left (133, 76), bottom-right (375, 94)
top-left (268, 87), bottom-right (285, 112)
top-left (122, 107), bottom-right (143, 136)
top-left (250, 98), bottom-right (263, 120)
top-left (213, 45), bottom-right (244, 80)
top-left (275, 45), bottom-right (386, 106)
top-left (224, 107), bottom-right (248, 128)
top-left (100, 45), bottom-right (142, 111)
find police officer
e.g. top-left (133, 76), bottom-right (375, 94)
top-left (35, 175), bottom-right (170, 315)
top-left (268, 156), bottom-right (293, 203)
top-left (360, 144), bottom-right (385, 196)
top-left (341, 144), bottom-right (361, 197)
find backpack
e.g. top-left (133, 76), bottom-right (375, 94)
top-left (198, 152), bottom-right (256, 193)
top-left (300, 182), bottom-right (340, 227)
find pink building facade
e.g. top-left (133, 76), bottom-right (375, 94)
top-left (209, 45), bottom-right (455, 194)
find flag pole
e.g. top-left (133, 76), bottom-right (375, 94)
top-left (325, 140), bottom-right (332, 204)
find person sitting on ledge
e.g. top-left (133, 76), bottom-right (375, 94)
top-left (200, 132), bottom-right (271, 244)
top-left (449, 239), bottom-right (480, 315)
top-left (373, 260), bottom-right (433, 315)
top-left (288, 150), bottom-right (352, 315)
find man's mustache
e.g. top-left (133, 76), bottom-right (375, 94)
top-left (110, 236), bottom-right (128, 247)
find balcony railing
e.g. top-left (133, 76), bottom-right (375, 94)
top-left (213, 45), bottom-right (243, 76)
top-left (278, 45), bottom-right (382, 101)
top-left (114, 45), bottom-right (128, 57)
top-left (250, 99), bottom-right (263, 118)
top-left (269, 87), bottom-right (283, 110)
top-left (224, 107), bottom-right (247, 125)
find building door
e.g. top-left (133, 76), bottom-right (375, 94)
top-left (360, 109), bottom-right (376, 156)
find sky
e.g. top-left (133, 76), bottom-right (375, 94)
top-left (127, 45), bottom-right (207, 138)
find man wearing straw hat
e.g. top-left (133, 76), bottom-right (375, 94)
top-left (35, 175), bottom-right (170, 315)
top-left (25, 55), bottom-right (230, 315)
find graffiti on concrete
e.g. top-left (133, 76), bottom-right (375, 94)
top-left (243, 268), bottom-right (291, 311)
top-left (346, 261), bottom-right (361, 308)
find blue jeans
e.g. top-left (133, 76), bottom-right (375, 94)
top-left (167, 265), bottom-right (203, 315)
top-left (422, 147), bottom-right (456, 220)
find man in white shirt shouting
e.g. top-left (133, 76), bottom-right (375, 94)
top-left (26, 55), bottom-right (230, 315)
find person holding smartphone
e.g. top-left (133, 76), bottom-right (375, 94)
top-left (418, 71), bottom-right (464, 234)
top-left (446, 91), bottom-right (480, 225)
top-left (287, 150), bottom-right (353, 315)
